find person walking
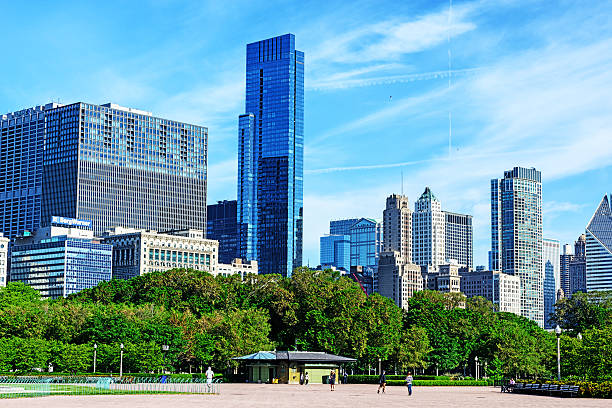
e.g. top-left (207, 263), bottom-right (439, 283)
top-left (205, 366), bottom-right (214, 392)
top-left (329, 369), bottom-right (336, 391)
top-left (377, 370), bottom-right (386, 394)
top-left (343, 370), bottom-right (348, 385)
top-left (305, 372), bottom-right (309, 385)
top-left (300, 372), bottom-right (304, 385)
top-left (405, 372), bottom-right (413, 396)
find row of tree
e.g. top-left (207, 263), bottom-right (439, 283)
top-left (0, 268), bottom-right (610, 380)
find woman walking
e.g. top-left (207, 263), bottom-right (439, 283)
top-left (405, 372), bottom-right (413, 396)
top-left (329, 370), bottom-right (336, 391)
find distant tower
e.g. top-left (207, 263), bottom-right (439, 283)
top-left (543, 238), bottom-right (560, 328)
top-left (383, 194), bottom-right (412, 262)
top-left (413, 187), bottom-right (445, 268)
top-left (585, 195), bottom-right (612, 291)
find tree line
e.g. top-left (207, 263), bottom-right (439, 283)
top-left (0, 268), bottom-right (609, 380)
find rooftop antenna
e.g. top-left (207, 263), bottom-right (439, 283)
top-left (448, 0), bottom-right (452, 158)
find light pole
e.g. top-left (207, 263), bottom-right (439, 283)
top-left (93, 343), bottom-right (97, 373)
top-left (120, 343), bottom-right (124, 378)
top-left (475, 356), bottom-right (479, 380)
top-left (378, 358), bottom-right (382, 376)
top-left (162, 344), bottom-right (169, 374)
top-left (555, 325), bottom-right (562, 381)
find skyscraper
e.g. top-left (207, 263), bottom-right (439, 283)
top-left (560, 243), bottom-right (573, 296)
top-left (543, 238), bottom-right (560, 328)
top-left (330, 219), bottom-right (359, 235)
top-left (0, 103), bottom-right (59, 241)
top-left (350, 218), bottom-right (382, 273)
top-left (413, 187), bottom-right (445, 268)
top-left (570, 234), bottom-right (587, 294)
top-left (238, 34), bottom-right (304, 277)
top-left (585, 194), bottom-right (612, 291)
top-left (383, 194), bottom-right (412, 261)
top-left (491, 167), bottom-right (543, 326)
top-left (320, 234), bottom-right (350, 270)
top-left (444, 211), bottom-right (473, 268)
top-left (207, 200), bottom-right (239, 264)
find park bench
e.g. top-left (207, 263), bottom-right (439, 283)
top-left (523, 383), bottom-right (541, 394)
top-left (559, 384), bottom-right (579, 397)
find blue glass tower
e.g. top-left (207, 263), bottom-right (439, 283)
top-left (207, 200), bottom-right (239, 264)
top-left (238, 34), bottom-right (304, 277)
top-left (320, 234), bottom-right (350, 270)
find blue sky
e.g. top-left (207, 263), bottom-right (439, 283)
top-left (2, 0), bottom-right (611, 267)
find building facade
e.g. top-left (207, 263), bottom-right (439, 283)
top-left (216, 258), bottom-right (258, 279)
top-left (560, 243), bottom-right (573, 297)
top-left (570, 234), bottom-right (587, 294)
top-left (413, 187), bottom-right (445, 268)
top-left (543, 238), bottom-right (560, 328)
top-left (330, 218), bottom-right (359, 236)
top-left (348, 265), bottom-right (374, 296)
top-left (376, 251), bottom-right (423, 309)
top-left (460, 270), bottom-right (521, 315)
top-left (10, 217), bottom-right (112, 299)
top-left (444, 211), bottom-right (473, 268)
top-left (238, 34), bottom-right (304, 277)
top-left (491, 167), bottom-right (543, 326)
top-left (0, 234), bottom-right (8, 286)
top-left (383, 194), bottom-right (412, 262)
top-left (207, 200), bottom-right (239, 264)
top-left (349, 218), bottom-right (382, 273)
top-left (424, 262), bottom-right (462, 293)
top-left (0, 103), bottom-right (60, 241)
top-left (102, 227), bottom-right (219, 280)
top-left (585, 194), bottom-right (612, 291)
top-left (319, 234), bottom-right (350, 271)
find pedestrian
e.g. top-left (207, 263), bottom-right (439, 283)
top-left (343, 371), bottom-right (348, 385)
top-left (305, 372), bottom-right (309, 385)
top-left (300, 372), bottom-right (304, 385)
top-left (205, 366), bottom-right (214, 392)
top-left (377, 370), bottom-right (386, 394)
top-left (329, 369), bottom-right (336, 391)
top-left (405, 372), bottom-right (413, 396)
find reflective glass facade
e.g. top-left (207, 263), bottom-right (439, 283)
top-left (585, 194), bottom-right (612, 291)
top-left (491, 167), bottom-right (543, 326)
top-left (207, 200), bottom-right (239, 264)
top-left (320, 234), bottom-right (350, 270)
top-left (350, 218), bottom-right (381, 272)
top-left (41, 103), bottom-right (208, 236)
top-left (238, 34), bottom-right (304, 277)
top-left (330, 219), bottom-right (359, 236)
top-left (542, 238), bottom-right (560, 328)
top-left (11, 237), bottom-right (112, 299)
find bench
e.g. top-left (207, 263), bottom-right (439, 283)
top-left (559, 385), bottom-right (579, 397)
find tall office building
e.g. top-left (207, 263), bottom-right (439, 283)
top-left (320, 234), bottom-right (350, 270)
top-left (0, 103), bottom-right (59, 241)
top-left (543, 238), bottom-right (560, 328)
top-left (570, 234), bottom-right (587, 294)
top-left (350, 218), bottom-right (382, 273)
top-left (376, 251), bottom-right (423, 309)
top-left (560, 243), bottom-right (573, 296)
top-left (207, 200), bottom-right (239, 264)
top-left (237, 33), bottom-right (304, 277)
top-left (585, 194), bottom-right (612, 291)
top-left (444, 211), bottom-right (473, 268)
top-left (330, 218), bottom-right (359, 235)
top-left (383, 194), bottom-right (412, 261)
top-left (0, 233), bottom-right (8, 287)
top-left (413, 187), bottom-right (445, 268)
top-left (39, 103), bottom-right (208, 236)
top-left (491, 167), bottom-right (543, 326)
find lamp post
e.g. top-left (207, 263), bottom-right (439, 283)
top-left (555, 325), bottom-right (562, 381)
top-left (120, 343), bottom-right (124, 378)
top-left (378, 358), bottom-right (382, 376)
top-left (162, 344), bottom-right (170, 374)
top-left (475, 356), bottom-right (479, 380)
top-left (93, 343), bottom-right (97, 373)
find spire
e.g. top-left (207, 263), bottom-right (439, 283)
top-left (419, 186), bottom-right (438, 201)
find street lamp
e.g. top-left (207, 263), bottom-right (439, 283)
top-left (475, 356), bottom-right (479, 380)
top-left (93, 343), bottom-right (97, 373)
top-left (120, 343), bottom-right (124, 378)
top-left (378, 358), bottom-right (382, 376)
top-left (555, 325), bottom-right (562, 381)
top-left (162, 344), bottom-right (170, 374)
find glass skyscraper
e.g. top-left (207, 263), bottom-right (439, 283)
top-left (207, 200), bottom-right (239, 264)
top-left (320, 234), bottom-right (350, 270)
top-left (444, 211), bottom-right (473, 269)
top-left (350, 218), bottom-right (382, 273)
top-left (491, 167), bottom-right (543, 326)
top-left (542, 238), bottom-right (560, 328)
top-left (238, 34), bottom-right (304, 277)
top-left (585, 194), bottom-right (612, 291)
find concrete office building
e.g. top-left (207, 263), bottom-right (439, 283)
top-left (238, 34), bottom-right (304, 276)
top-left (217, 258), bottom-right (258, 279)
top-left (0, 233), bottom-right (8, 287)
top-left (585, 194), bottom-right (612, 291)
top-left (423, 262), bottom-right (462, 293)
top-left (376, 251), bottom-right (423, 309)
top-left (444, 211), bottom-right (473, 269)
top-left (102, 227), bottom-right (219, 280)
top-left (383, 194), bottom-right (412, 261)
top-left (491, 167), bottom-right (543, 326)
top-left (543, 238), bottom-right (560, 328)
top-left (570, 234), bottom-right (587, 294)
top-left (10, 217), bottom-right (112, 299)
top-left (413, 187), bottom-right (445, 268)
top-left (460, 270), bottom-right (521, 315)
top-left (207, 200), bottom-right (240, 264)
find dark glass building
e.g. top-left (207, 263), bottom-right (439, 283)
top-left (207, 200), bottom-right (239, 264)
top-left (41, 102), bottom-right (208, 236)
top-left (238, 34), bottom-right (304, 277)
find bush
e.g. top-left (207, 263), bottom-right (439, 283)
top-left (346, 375), bottom-right (491, 386)
top-left (530, 380), bottom-right (612, 399)
top-left (347, 375), bottom-right (450, 384)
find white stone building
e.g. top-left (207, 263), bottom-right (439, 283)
top-left (217, 258), bottom-right (258, 278)
top-left (383, 194), bottom-right (412, 262)
top-left (460, 270), bottom-right (521, 315)
top-left (413, 187), bottom-right (446, 268)
top-left (376, 251), bottom-right (423, 309)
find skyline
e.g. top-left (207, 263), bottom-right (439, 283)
top-left (1, 1), bottom-right (611, 267)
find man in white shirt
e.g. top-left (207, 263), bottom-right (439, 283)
top-left (206, 366), bottom-right (214, 391)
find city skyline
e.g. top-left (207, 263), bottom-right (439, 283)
top-left (1, 1), bottom-right (611, 268)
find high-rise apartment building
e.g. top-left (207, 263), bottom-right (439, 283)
top-left (383, 194), bottom-right (412, 261)
top-left (460, 270), bottom-right (521, 315)
top-left (543, 238), bottom-right (560, 328)
top-left (376, 251), bottom-right (423, 309)
top-left (0, 234), bottom-right (8, 287)
top-left (570, 234), bottom-right (587, 294)
top-left (444, 211), bottom-right (473, 268)
top-left (413, 187), bottom-right (445, 268)
top-left (0, 103), bottom-right (59, 241)
top-left (585, 194), bottom-right (612, 291)
top-left (237, 33), bottom-right (304, 277)
top-left (320, 234), bottom-right (350, 270)
top-left (560, 243), bottom-right (573, 296)
top-left (491, 167), bottom-right (543, 326)
top-left (207, 200), bottom-right (239, 264)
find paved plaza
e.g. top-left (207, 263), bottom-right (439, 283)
top-left (2, 384), bottom-right (609, 407)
